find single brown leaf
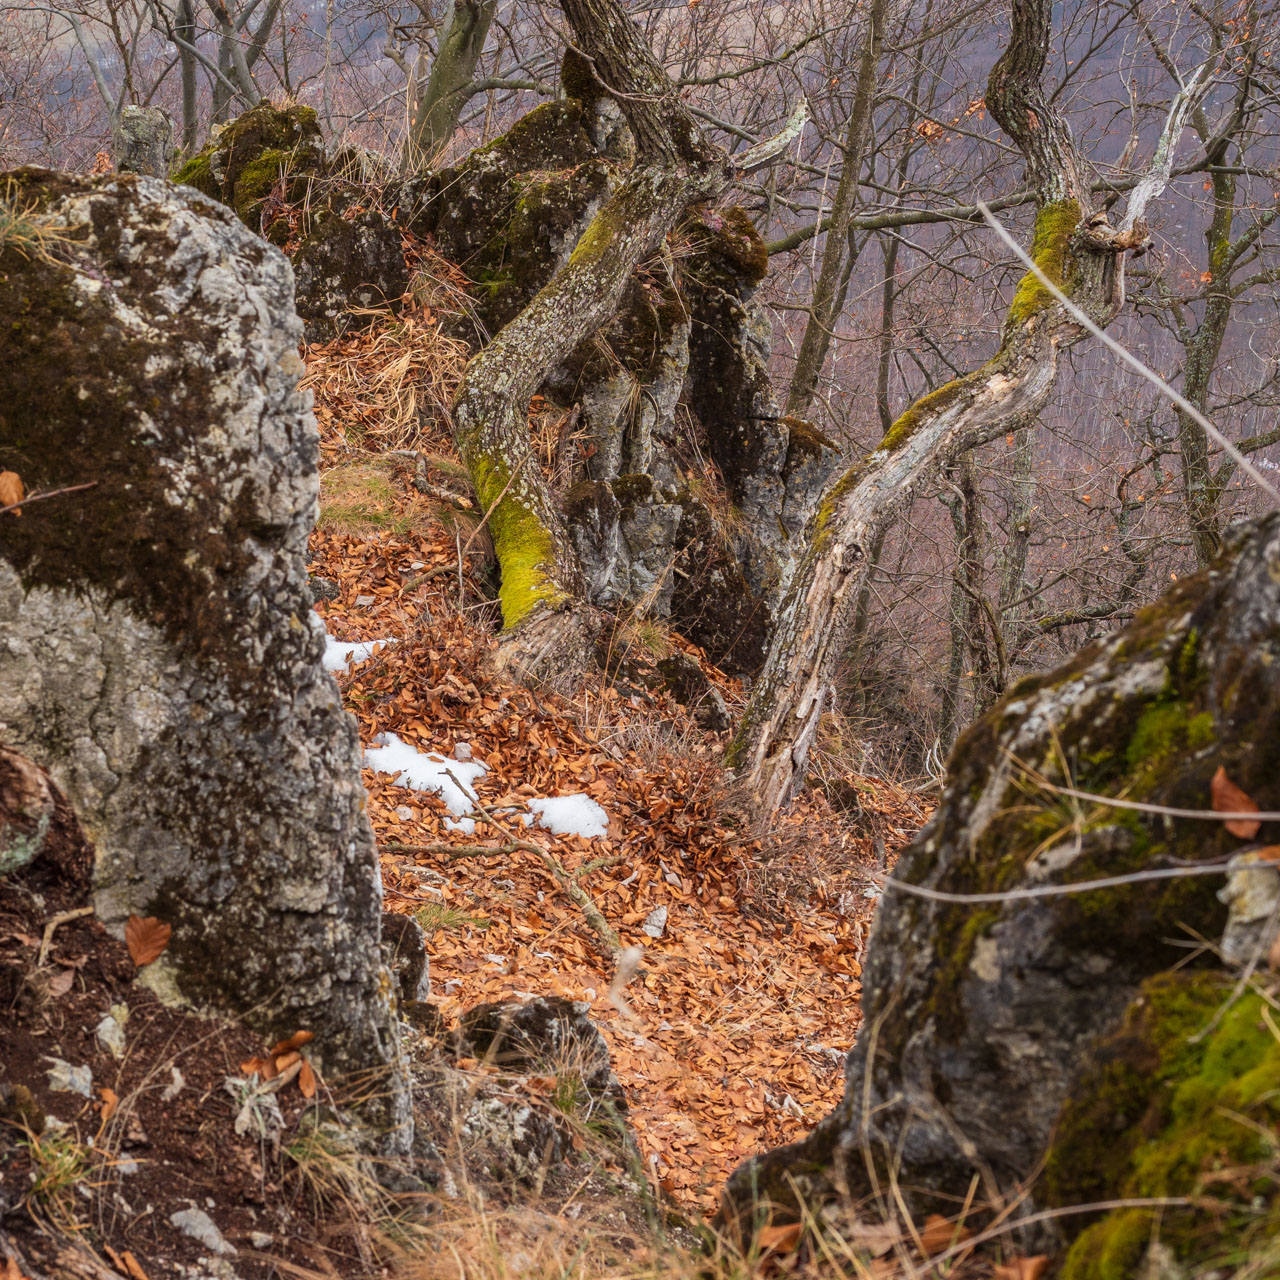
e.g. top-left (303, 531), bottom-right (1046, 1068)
top-left (46, 967), bottom-right (75, 997)
top-left (919, 1213), bottom-right (971, 1254)
top-left (98, 1086), bottom-right (119, 1123)
top-left (757, 1223), bottom-right (802, 1253)
top-left (298, 1059), bottom-right (317, 1099)
top-left (273, 1050), bottom-right (301, 1073)
top-left (1211, 766), bottom-right (1262, 839)
top-left (125, 915), bottom-right (171, 967)
top-left (240, 1056), bottom-right (267, 1077)
top-left (993, 1257), bottom-right (1050, 1280)
top-left (268, 1029), bottom-right (315, 1056)
top-left (0, 470), bottom-right (23, 516)
top-left (120, 1251), bottom-right (149, 1280)
top-left (103, 1246), bottom-right (127, 1277)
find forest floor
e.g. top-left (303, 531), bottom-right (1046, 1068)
top-left (0, 306), bottom-right (935, 1280)
top-left (304, 309), bottom-right (932, 1216)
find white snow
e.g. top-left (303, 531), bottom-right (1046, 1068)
top-left (323, 634), bottom-right (396, 673)
top-left (364, 733), bottom-right (488, 817)
top-left (525, 794), bottom-right (609, 840)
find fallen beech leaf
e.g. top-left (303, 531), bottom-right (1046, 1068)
top-left (0, 470), bottom-right (23, 515)
top-left (98, 1086), bottom-right (119, 1122)
top-left (46, 967), bottom-right (75, 997)
top-left (273, 1050), bottom-right (301, 1073)
top-left (125, 915), bottom-right (171, 967)
top-left (919, 1213), bottom-right (971, 1254)
top-left (757, 1222), bottom-right (802, 1253)
top-left (120, 1251), bottom-right (149, 1280)
top-left (994, 1257), bottom-right (1049, 1280)
top-left (240, 1056), bottom-right (267, 1077)
top-left (1212, 766), bottom-right (1261, 839)
top-left (298, 1059), bottom-right (317, 1098)
top-left (269, 1029), bottom-right (315, 1055)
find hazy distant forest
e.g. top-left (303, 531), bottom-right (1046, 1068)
top-left (7, 0), bottom-right (1280, 776)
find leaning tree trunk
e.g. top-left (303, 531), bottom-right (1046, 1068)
top-left (407, 0), bottom-right (498, 169)
top-left (448, 0), bottom-right (804, 678)
top-left (0, 172), bottom-right (407, 1146)
top-left (728, 0), bottom-right (1202, 815)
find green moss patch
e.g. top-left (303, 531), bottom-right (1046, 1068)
top-left (1048, 972), bottom-right (1280, 1279)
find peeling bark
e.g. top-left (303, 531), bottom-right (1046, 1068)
top-left (730, 0), bottom-right (1193, 815)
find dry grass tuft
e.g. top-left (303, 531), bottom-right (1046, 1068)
top-left (301, 301), bottom-right (470, 453)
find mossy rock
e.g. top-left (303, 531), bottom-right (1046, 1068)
top-left (723, 515), bottom-right (1280, 1241)
top-left (172, 101), bottom-right (325, 234)
top-left (1048, 971), bottom-right (1280, 1278)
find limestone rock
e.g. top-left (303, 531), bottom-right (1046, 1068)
top-left (111, 106), bottom-right (174, 177)
top-left (723, 514), bottom-right (1280, 1253)
top-left (292, 209), bottom-right (409, 342)
top-left (0, 169), bottom-right (405, 1141)
top-left (172, 101), bottom-right (324, 237)
top-left (460, 996), bottom-right (616, 1095)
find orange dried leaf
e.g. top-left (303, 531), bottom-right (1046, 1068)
top-left (120, 1251), bottom-right (149, 1280)
top-left (1255, 845), bottom-right (1280, 862)
top-left (273, 1050), bottom-right (301, 1073)
top-left (125, 915), bottom-right (171, 967)
top-left (919, 1213), bottom-right (971, 1254)
top-left (240, 1056), bottom-right (266, 1076)
top-left (994, 1258), bottom-right (1050, 1280)
top-left (298, 1059), bottom-right (317, 1098)
top-left (98, 1086), bottom-right (119, 1123)
top-left (1211, 766), bottom-right (1262, 839)
top-left (0, 470), bottom-right (23, 515)
top-left (757, 1223), bottom-right (802, 1253)
top-left (269, 1029), bottom-right (315, 1056)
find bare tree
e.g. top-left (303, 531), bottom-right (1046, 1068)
top-left (728, 0), bottom-right (1208, 815)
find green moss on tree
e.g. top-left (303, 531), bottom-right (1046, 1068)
top-left (1006, 197), bottom-right (1082, 329)
top-left (472, 455), bottom-right (569, 627)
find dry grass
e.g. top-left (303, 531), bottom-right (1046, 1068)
top-left (301, 300), bottom-right (470, 453)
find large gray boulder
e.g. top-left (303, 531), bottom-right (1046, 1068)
top-left (0, 169), bottom-right (406, 1141)
top-left (722, 515), bottom-right (1280, 1264)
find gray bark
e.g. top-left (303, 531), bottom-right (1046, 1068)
top-left (729, 0), bottom-right (1178, 815)
top-left (0, 172), bottom-right (406, 1144)
top-left (407, 0), bottom-right (499, 169)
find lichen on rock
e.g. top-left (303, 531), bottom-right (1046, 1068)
top-left (0, 168), bottom-right (407, 1145)
top-left (721, 513), bottom-right (1280, 1255)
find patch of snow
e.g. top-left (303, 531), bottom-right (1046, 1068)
top-left (444, 816), bottom-right (476, 835)
top-left (525, 794), bottom-right (609, 839)
top-left (323, 634), bottom-right (396, 673)
top-left (364, 732), bottom-right (488, 817)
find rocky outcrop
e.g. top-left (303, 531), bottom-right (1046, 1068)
top-left (172, 101), bottom-right (324, 238)
top-left (722, 515), bottom-right (1280, 1268)
top-left (174, 102), bottom-right (407, 342)
top-left (0, 170), bottom-right (406, 1141)
top-left (292, 209), bottom-right (409, 341)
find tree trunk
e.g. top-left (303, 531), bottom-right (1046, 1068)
top-left (174, 0), bottom-right (199, 153)
top-left (447, 0), bottom-right (803, 678)
top-left (729, 0), bottom-right (1185, 815)
top-left (407, 0), bottom-right (498, 169)
top-left (784, 0), bottom-right (888, 418)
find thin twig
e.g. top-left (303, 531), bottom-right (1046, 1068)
top-left (0, 481), bottom-right (98, 518)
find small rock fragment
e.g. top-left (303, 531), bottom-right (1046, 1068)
top-left (96, 1010), bottom-right (127, 1058)
top-left (170, 1206), bottom-right (236, 1255)
top-left (642, 906), bottom-right (668, 939)
top-left (44, 1058), bottom-right (92, 1097)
